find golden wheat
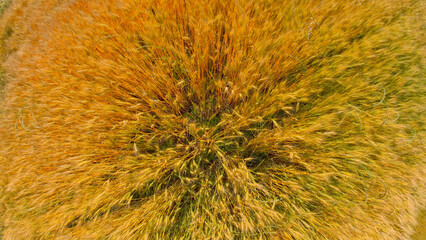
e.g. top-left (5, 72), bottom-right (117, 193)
top-left (0, 0), bottom-right (425, 239)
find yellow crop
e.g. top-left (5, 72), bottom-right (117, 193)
top-left (0, 0), bottom-right (424, 239)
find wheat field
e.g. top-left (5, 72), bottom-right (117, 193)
top-left (0, 0), bottom-right (425, 239)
